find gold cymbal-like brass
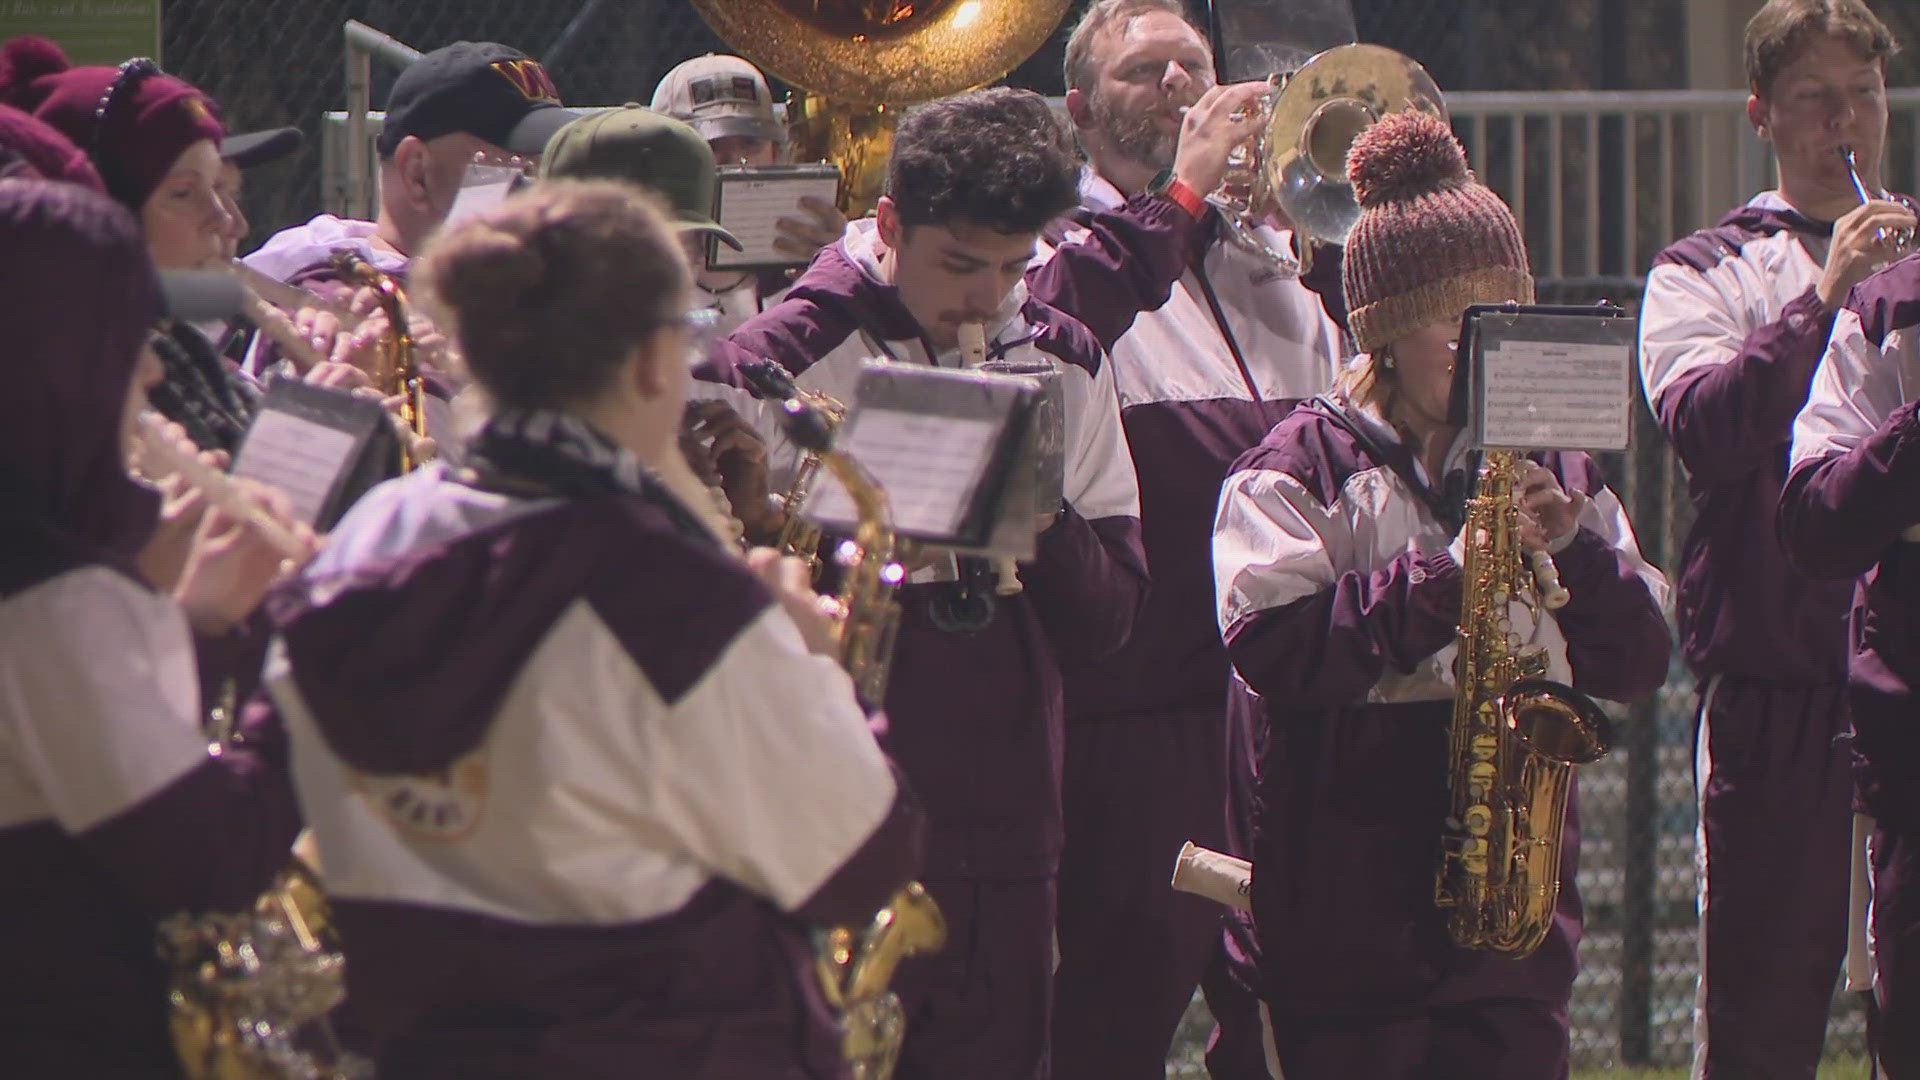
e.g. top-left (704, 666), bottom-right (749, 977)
top-left (689, 0), bottom-right (1071, 107)
top-left (1265, 43), bottom-right (1446, 249)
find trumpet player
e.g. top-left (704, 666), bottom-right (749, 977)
top-left (1037, 4), bottom-right (1344, 1075)
top-left (0, 179), bottom-right (305, 1077)
top-left (705, 87), bottom-right (1148, 1079)
top-left (1638, 2), bottom-right (1911, 1072)
top-left (1211, 112), bottom-right (1670, 1077)
top-left (262, 180), bottom-right (925, 1077)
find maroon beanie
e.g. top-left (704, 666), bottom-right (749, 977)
top-left (1340, 110), bottom-right (1533, 354)
top-left (0, 37), bottom-right (223, 210)
top-left (0, 102), bottom-right (104, 188)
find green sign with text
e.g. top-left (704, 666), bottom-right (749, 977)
top-left (0, 0), bottom-right (162, 66)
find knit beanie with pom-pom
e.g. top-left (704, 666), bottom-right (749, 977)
top-left (1340, 109), bottom-right (1533, 354)
top-left (0, 36), bottom-right (222, 210)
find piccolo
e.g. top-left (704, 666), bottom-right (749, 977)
top-left (135, 412), bottom-right (312, 561)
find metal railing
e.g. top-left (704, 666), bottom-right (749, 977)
top-left (1449, 87), bottom-right (1920, 289)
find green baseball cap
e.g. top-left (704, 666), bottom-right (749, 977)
top-left (540, 105), bottom-right (742, 250)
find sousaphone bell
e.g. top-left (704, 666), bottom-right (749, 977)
top-left (690, 0), bottom-right (1071, 215)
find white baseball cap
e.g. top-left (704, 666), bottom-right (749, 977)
top-left (649, 54), bottom-right (786, 145)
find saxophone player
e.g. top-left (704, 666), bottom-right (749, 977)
top-left (703, 87), bottom-right (1148, 1079)
top-left (261, 181), bottom-right (925, 1077)
top-left (1209, 112), bottom-right (1671, 1077)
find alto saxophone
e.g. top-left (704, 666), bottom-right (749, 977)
top-left (332, 251), bottom-right (429, 472)
top-left (739, 359), bottom-right (941, 1079)
top-left (1434, 450), bottom-right (1612, 956)
top-left (773, 386), bottom-right (848, 578)
top-left (160, 858), bottom-right (369, 1080)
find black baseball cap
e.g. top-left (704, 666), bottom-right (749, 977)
top-left (220, 126), bottom-right (303, 169)
top-left (378, 41), bottom-right (576, 158)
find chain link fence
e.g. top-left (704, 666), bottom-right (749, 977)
top-left (146, 0), bottom-right (1904, 1070)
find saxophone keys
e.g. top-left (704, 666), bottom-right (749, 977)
top-left (1464, 804), bottom-right (1494, 836)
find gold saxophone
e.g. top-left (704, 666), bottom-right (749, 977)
top-left (773, 385), bottom-right (849, 580)
top-left (1434, 450), bottom-right (1612, 956)
top-left (739, 359), bottom-right (941, 1078)
top-left (331, 251), bottom-right (429, 472)
top-left (161, 858), bottom-right (368, 1080)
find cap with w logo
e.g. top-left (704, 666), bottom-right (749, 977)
top-left (378, 41), bottom-right (577, 157)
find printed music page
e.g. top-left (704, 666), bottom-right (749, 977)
top-left (711, 165), bottom-right (842, 269)
top-left (806, 409), bottom-right (1002, 537)
top-left (1479, 338), bottom-right (1633, 451)
top-left (231, 410), bottom-right (361, 526)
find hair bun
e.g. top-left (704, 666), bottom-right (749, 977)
top-left (0, 37), bottom-right (71, 108)
top-left (1347, 110), bottom-right (1468, 209)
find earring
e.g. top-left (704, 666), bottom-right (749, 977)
top-left (1380, 349), bottom-right (1396, 370)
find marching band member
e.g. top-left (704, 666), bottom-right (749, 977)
top-left (1639, 1), bottom-right (1910, 1071)
top-left (1211, 112), bottom-right (1669, 1077)
top-left (0, 100), bottom-right (102, 184)
top-left (0, 37), bottom-right (372, 453)
top-left (0, 179), bottom-right (302, 1076)
top-left (1038, 4), bottom-right (1342, 1074)
top-left (537, 105), bottom-right (784, 543)
top-left (1778, 190), bottom-right (1920, 1080)
top-left (651, 53), bottom-right (845, 335)
top-left (244, 40), bottom-right (574, 380)
top-left (706, 86), bottom-right (1148, 1079)
top-left (263, 179), bottom-right (924, 1078)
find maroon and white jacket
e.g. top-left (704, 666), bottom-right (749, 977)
top-left (1034, 169), bottom-right (1342, 718)
top-left (1640, 191), bottom-right (1912, 684)
top-left (1211, 400), bottom-right (1670, 1011)
top-left (263, 461), bottom-right (925, 1078)
top-left (0, 565), bottom-right (299, 1076)
top-left (1781, 255), bottom-right (1920, 831)
top-left (703, 219), bottom-right (1149, 879)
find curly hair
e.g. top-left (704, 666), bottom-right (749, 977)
top-left (885, 87), bottom-right (1081, 235)
top-left (414, 179), bottom-right (689, 412)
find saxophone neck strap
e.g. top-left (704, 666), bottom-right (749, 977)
top-left (1309, 395), bottom-right (1473, 535)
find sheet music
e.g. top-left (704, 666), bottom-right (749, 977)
top-left (1480, 338), bottom-right (1632, 451)
top-left (443, 163), bottom-right (524, 229)
top-left (231, 410), bottom-right (361, 525)
top-left (805, 409), bottom-right (1002, 536)
top-left (712, 169), bottom-right (841, 268)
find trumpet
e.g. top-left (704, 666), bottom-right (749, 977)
top-left (1841, 145), bottom-right (1917, 258)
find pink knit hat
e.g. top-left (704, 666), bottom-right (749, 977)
top-left (0, 37), bottom-right (223, 210)
top-left (1340, 110), bottom-right (1533, 354)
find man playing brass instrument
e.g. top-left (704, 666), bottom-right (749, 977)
top-left (705, 87), bottom-right (1148, 1079)
top-left (1031, 4), bottom-right (1344, 1075)
top-left (1211, 112), bottom-right (1670, 1076)
top-left (1639, 2), bottom-right (1912, 1073)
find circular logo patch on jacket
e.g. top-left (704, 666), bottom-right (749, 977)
top-left (354, 751), bottom-right (489, 841)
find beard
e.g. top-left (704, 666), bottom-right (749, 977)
top-left (1088, 90), bottom-right (1181, 172)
